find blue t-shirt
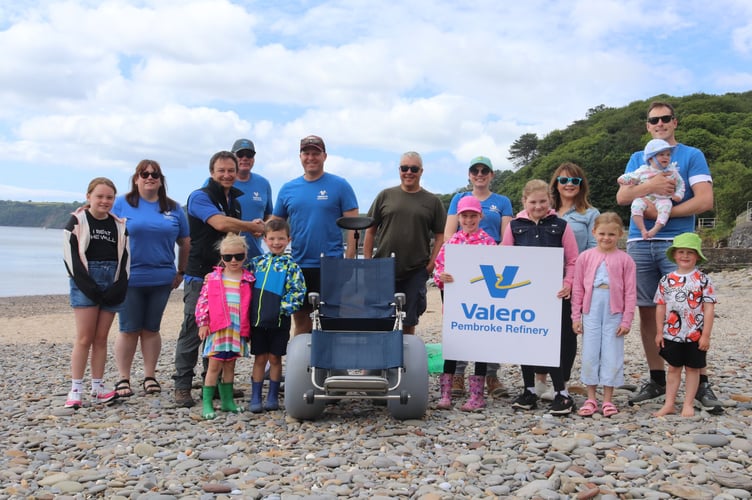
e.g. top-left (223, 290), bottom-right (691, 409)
top-left (447, 192), bottom-right (513, 243)
top-left (112, 196), bottom-right (189, 287)
top-left (273, 173), bottom-right (358, 268)
top-left (623, 143), bottom-right (712, 241)
top-left (234, 173), bottom-right (273, 258)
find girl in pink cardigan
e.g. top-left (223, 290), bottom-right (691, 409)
top-left (571, 213), bottom-right (636, 417)
top-left (195, 233), bottom-right (255, 419)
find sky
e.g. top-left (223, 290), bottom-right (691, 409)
top-left (1, 0), bottom-right (752, 211)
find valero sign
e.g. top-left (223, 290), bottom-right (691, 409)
top-left (442, 245), bottom-right (563, 366)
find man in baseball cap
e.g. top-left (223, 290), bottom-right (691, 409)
top-left (230, 138), bottom-right (272, 260)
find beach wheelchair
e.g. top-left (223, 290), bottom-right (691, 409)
top-left (284, 217), bottom-right (430, 420)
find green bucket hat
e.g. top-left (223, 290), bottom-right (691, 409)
top-left (666, 232), bottom-right (707, 264)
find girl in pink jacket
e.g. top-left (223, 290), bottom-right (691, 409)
top-left (195, 233), bottom-right (255, 419)
top-left (571, 213), bottom-right (636, 417)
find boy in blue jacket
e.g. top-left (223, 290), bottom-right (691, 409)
top-left (247, 219), bottom-right (306, 412)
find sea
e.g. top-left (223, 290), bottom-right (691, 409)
top-left (0, 226), bottom-right (73, 297)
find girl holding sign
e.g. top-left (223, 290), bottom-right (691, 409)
top-left (501, 179), bottom-right (579, 415)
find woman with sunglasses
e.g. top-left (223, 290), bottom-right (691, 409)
top-left (443, 156), bottom-right (514, 399)
top-left (531, 163), bottom-right (600, 401)
top-left (195, 233), bottom-right (254, 419)
top-left (111, 160), bottom-right (190, 398)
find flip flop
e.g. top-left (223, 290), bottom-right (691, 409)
top-left (143, 377), bottom-right (162, 395)
top-left (577, 398), bottom-right (599, 417)
top-left (602, 401), bottom-right (619, 417)
top-left (114, 379), bottom-right (134, 398)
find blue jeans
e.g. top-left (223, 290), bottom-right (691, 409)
top-left (627, 240), bottom-right (674, 307)
top-left (119, 284), bottom-right (172, 333)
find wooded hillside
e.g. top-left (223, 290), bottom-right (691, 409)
top-left (440, 91), bottom-right (752, 238)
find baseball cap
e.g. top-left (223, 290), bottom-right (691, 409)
top-left (300, 135), bottom-right (326, 152)
top-left (469, 156), bottom-right (493, 170)
top-left (231, 138), bottom-right (255, 154)
top-left (644, 139), bottom-right (675, 164)
top-left (666, 232), bottom-right (707, 264)
top-left (457, 196), bottom-right (482, 214)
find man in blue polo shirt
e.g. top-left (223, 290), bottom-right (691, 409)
top-left (230, 138), bottom-right (273, 260)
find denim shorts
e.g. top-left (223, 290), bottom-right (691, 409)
top-left (69, 260), bottom-right (121, 312)
top-left (626, 240), bottom-right (675, 307)
top-left (118, 284), bottom-right (173, 333)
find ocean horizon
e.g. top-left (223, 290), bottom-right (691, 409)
top-left (0, 226), bottom-right (72, 297)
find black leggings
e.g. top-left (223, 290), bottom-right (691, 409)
top-left (534, 298), bottom-right (577, 382)
top-left (443, 360), bottom-right (487, 376)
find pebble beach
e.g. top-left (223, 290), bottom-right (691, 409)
top-left (1, 269), bottom-right (751, 499)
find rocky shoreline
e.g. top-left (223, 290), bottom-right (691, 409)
top-left (1, 270), bottom-right (751, 499)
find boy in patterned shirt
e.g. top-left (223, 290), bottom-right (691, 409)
top-left (653, 232), bottom-right (716, 417)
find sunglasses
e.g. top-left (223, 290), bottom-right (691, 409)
top-left (236, 150), bottom-right (255, 159)
top-left (400, 165), bottom-right (421, 173)
top-left (557, 176), bottom-right (583, 186)
top-left (647, 114), bottom-right (674, 125)
top-left (221, 253), bottom-right (246, 262)
top-left (469, 167), bottom-right (491, 175)
top-left (139, 171), bottom-right (160, 179)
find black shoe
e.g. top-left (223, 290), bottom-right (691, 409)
top-left (511, 389), bottom-right (538, 410)
top-left (695, 382), bottom-right (724, 414)
top-left (549, 393), bottom-right (575, 415)
top-left (627, 380), bottom-right (665, 406)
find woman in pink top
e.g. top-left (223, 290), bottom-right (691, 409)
top-left (571, 213), bottom-right (636, 417)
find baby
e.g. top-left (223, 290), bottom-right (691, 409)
top-left (618, 138), bottom-right (685, 239)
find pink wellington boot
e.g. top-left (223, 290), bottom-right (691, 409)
top-left (437, 373), bottom-right (453, 409)
top-left (461, 375), bottom-right (487, 411)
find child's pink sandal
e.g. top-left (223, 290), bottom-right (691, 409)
top-left (601, 401), bottom-right (619, 417)
top-left (577, 399), bottom-right (598, 417)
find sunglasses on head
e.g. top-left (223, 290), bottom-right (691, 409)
top-left (400, 165), bottom-right (421, 173)
top-left (139, 171), bottom-right (160, 179)
top-left (647, 114), bottom-right (674, 125)
top-left (236, 150), bottom-right (255, 159)
top-left (469, 166), bottom-right (491, 175)
top-left (557, 176), bottom-right (582, 186)
top-left (221, 253), bottom-right (245, 262)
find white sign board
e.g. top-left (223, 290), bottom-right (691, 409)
top-left (442, 245), bottom-right (563, 366)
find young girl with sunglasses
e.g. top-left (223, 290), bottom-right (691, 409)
top-left (195, 233), bottom-right (255, 419)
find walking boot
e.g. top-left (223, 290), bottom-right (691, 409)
top-left (249, 380), bottom-right (264, 413)
top-left (437, 373), bottom-right (453, 409)
top-left (264, 380), bottom-right (281, 411)
top-left (218, 382), bottom-right (243, 413)
top-left (202, 386), bottom-right (216, 420)
top-left (461, 375), bottom-right (486, 412)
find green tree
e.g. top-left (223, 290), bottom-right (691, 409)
top-left (507, 133), bottom-right (539, 169)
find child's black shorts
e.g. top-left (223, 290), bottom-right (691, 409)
top-left (251, 323), bottom-right (291, 357)
top-left (659, 338), bottom-right (707, 369)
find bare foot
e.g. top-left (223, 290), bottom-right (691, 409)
top-left (681, 406), bottom-right (695, 417)
top-left (654, 404), bottom-right (675, 416)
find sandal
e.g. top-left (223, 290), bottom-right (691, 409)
top-left (577, 399), bottom-right (599, 417)
top-left (143, 377), bottom-right (162, 395)
top-left (602, 401), bottom-right (619, 417)
top-left (114, 379), bottom-right (134, 398)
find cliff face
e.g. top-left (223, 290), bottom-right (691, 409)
top-left (728, 221), bottom-right (752, 249)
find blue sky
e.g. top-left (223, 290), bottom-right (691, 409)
top-left (1, 0), bottom-right (751, 210)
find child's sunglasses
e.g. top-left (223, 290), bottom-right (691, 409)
top-left (221, 253), bottom-right (246, 262)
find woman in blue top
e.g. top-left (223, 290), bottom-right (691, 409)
top-left (443, 156), bottom-right (514, 399)
top-left (534, 162), bottom-right (600, 400)
top-left (112, 160), bottom-right (190, 397)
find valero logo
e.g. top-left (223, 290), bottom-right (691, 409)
top-left (470, 265), bottom-right (531, 299)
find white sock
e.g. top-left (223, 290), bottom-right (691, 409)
top-left (527, 387), bottom-right (537, 395)
top-left (558, 389), bottom-right (570, 398)
top-left (91, 379), bottom-right (104, 394)
top-left (71, 379), bottom-right (83, 394)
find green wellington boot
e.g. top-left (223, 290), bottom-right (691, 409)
top-left (218, 381), bottom-right (243, 413)
top-left (202, 386), bottom-right (217, 420)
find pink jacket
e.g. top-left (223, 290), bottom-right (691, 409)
top-left (195, 267), bottom-right (255, 338)
top-left (570, 248), bottom-right (637, 330)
